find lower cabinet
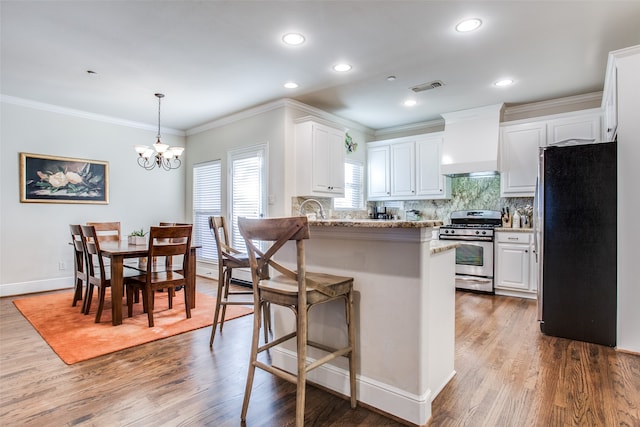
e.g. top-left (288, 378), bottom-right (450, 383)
top-left (494, 231), bottom-right (537, 299)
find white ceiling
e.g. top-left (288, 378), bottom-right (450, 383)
top-left (2, 1), bottom-right (639, 132)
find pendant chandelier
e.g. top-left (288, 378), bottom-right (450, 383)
top-left (134, 93), bottom-right (184, 171)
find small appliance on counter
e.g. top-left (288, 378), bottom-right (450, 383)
top-left (375, 206), bottom-right (389, 219)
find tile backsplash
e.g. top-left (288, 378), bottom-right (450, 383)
top-left (293, 175), bottom-right (533, 224)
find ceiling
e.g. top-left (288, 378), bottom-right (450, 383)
top-left (2, 1), bottom-right (639, 133)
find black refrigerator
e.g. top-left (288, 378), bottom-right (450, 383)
top-left (535, 140), bottom-right (617, 347)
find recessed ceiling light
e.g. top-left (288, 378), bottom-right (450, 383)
top-left (282, 33), bottom-right (305, 46)
top-left (386, 75), bottom-right (397, 81)
top-left (284, 82), bottom-right (299, 89)
top-left (456, 18), bottom-right (482, 32)
top-left (404, 99), bottom-right (417, 107)
top-left (494, 79), bottom-right (514, 87)
top-left (333, 63), bottom-right (352, 72)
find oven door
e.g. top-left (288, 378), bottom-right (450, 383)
top-left (453, 240), bottom-right (494, 278)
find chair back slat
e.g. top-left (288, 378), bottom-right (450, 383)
top-left (238, 216), bottom-right (309, 283)
top-left (86, 221), bottom-right (121, 242)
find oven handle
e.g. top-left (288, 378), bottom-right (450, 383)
top-left (456, 276), bottom-right (492, 283)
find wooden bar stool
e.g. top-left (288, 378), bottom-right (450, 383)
top-left (208, 216), bottom-right (269, 346)
top-left (238, 216), bottom-right (357, 426)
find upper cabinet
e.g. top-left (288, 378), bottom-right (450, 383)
top-left (602, 55), bottom-right (618, 142)
top-left (546, 112), bottom-right (602, 145)
top-left (500, 122), bottom-right (546, 197)
top-left (367, 144), bottom-right (391, 198)
top-left (499, 109), bottom-right (602, 197)
top-left (367, 132), bottom-right (450, 201)
top-left (416, 135), bottom-right (449, 197)
top-left (295, 119), bottom-right (345, 197)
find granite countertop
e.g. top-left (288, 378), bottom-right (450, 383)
top-left (309, 219), bottom-right (444, 228)
top-left (430, 240), bottom-right (460, 255)
top-left (495, 227), bottom-right (534, 233)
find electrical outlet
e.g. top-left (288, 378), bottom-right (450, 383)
top-left (58, 261), bottom-right (66, 270)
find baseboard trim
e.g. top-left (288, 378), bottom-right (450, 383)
top-left (272, 347), bottom-right (432, 425)
top-left (0, 277), bottom-right (72, 297)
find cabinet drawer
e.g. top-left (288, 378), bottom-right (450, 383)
top-left (496, 232), bottom-right (531, 244)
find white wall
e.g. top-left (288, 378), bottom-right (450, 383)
top-left (0, 101), bottom-right (186, 296)
top-left (184, 99), bottom-right (372, 220)
top-left (615, 49), bottom-right (640, 353)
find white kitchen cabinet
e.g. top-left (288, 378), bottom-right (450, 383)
top-left (295, 119), bottom-right (345, 197)
top-left (367, 144), bottom-right (391, 198)
top-left (500, 122), bottom-right (546, 197)
top-left (546, 112), bottom-right (602, 145)
top-left (602, 58), bottom-right (618, 141)
top-left (416, 135), bottom-right (450, 198)
top-left (367, 132), bottom-right (449, 201)
top-left (391, 141), bottom-right (416, 197)
top-left (495, 231), bottom-right (536, 298)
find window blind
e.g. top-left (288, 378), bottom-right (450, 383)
top-left (334, 159), bottom-right (364, 210)
top-left (193, 160), bottom-right (221, 262)
top-left (229, 147), bottom-right (265, 251)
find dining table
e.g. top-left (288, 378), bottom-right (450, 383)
top-left (99, 241), bottom-right (200, 326)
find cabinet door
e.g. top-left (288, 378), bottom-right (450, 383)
top-left (603, 68), bottom-right (618, 141)
top-left (500, 122), bottom-right (545, 197)
top-left (311, 125), bottom-right (344, 194)
top-left (495, 243), bottom-right (530, 291)
top-left (416, 136), bottom-right (445, 197)
top-left (326, 127), bottom-right (345, 192)
top-left (367, 145), bottom-right (390, 198)
top-left (390, 141), bottom-right (415, 197)
top-left (547, 113), bottom-right (602, 145)
top-left (529, 243), bottom-right (537, 292)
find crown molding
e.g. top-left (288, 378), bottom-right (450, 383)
top-left (0, 94), bottom-right (185, 136)
top-left (187, 98), bottom-right (374, 136)
top-left (374, 118), bottom-right (445, 138)
top-left (503, 92), bottom-right (602, 117)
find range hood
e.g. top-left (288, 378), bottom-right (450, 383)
top-left (441, 103), bottom-right (503, 176)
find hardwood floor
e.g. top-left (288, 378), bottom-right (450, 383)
top-left (1, 278), bottom-right (638, 426)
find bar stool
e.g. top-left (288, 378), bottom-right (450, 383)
top-left (238, 216), bottom-right (357, 426)
top-left (208, 216), bottom-right (269, 346)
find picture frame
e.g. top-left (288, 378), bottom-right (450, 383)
top-left (19, 153), bottom-right (109, 204)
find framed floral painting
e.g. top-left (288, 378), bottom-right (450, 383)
top-left (19, 153), bottom-right (109, 204)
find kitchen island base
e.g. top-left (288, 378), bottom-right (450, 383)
top-left (271, 221), bottom-right (456, 425)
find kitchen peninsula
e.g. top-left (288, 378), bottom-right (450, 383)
top-left (273, 218), bottom-right (457, 425)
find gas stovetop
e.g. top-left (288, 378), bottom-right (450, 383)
top-left (439, 210), bottom-right (502, 240)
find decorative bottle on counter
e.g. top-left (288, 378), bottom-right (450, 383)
top-left (512, 211), bottom-right (521, 229)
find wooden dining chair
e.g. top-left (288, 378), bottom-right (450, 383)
top-left (80, 225), bottom-right (137, 323)
top-left (238, 216), bottom-right (357, 426)
top-left (124, 225), bottom-right (193, 327)
top-left (208, 216), bottom-right (269, 347)
top-left (69, 224), bottom-right (87, 309)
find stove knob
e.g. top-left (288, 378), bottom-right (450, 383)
top-left (482, 231), bottom-right (487, 235)
top-left (475, 230), bottom-right (480, 235)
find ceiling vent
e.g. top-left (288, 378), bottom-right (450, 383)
top-left (410, 80), bottom-right (445, 93)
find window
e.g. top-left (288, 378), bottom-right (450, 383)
top-left (228, 144), bottom-right (268, 250)
top-left (193, 160), bottom-right (221, 262)
top-left (334, 159), bottom-right (364, 210)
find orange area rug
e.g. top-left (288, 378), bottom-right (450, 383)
top-left (13, 290), bottom-right (252, 365)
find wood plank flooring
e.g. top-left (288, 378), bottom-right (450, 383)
top-left (1, 278), bottom-right (638, 426)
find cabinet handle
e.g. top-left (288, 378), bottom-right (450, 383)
top-left (507, 237), bottom-right (519, 240)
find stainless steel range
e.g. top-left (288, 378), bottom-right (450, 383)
top-left (438, 210), bottom-right (502, 293)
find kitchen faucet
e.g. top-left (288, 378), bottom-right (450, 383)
top-left (298, 198), bottom-right (326, 219)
